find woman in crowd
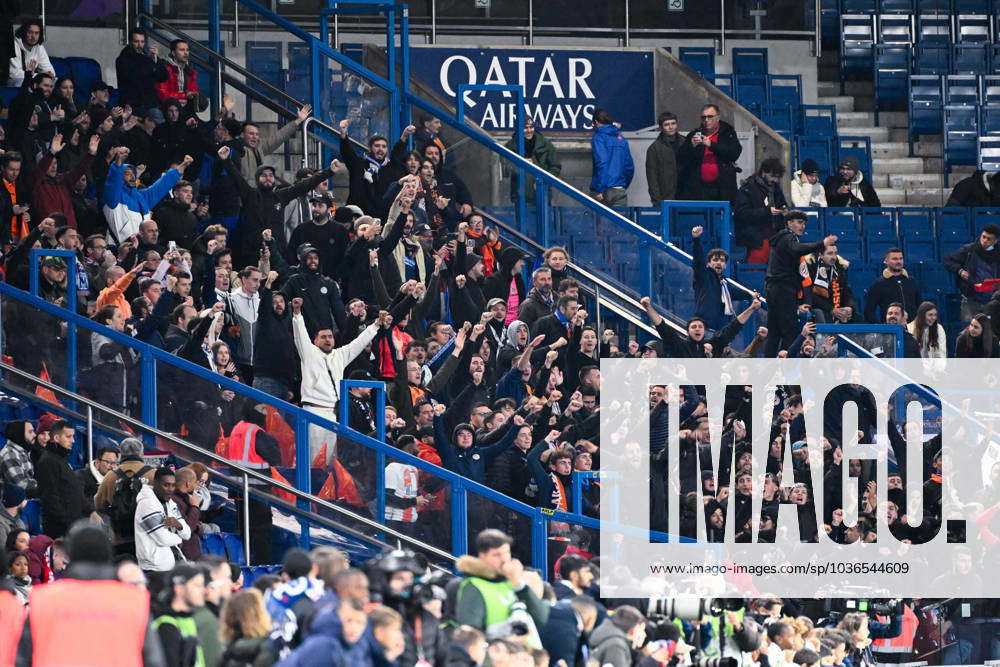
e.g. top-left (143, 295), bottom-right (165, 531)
top-left (908, 300), bottom-right (947, 372)
top-left (219, 588), bottom-right (277, 666)
top-left (955, 313), bottom-right (999, 357)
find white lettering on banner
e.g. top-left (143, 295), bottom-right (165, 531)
top-left (439, 54), bottom-right (596, 111)
top-left (479, 102), bottom-right (597, 131)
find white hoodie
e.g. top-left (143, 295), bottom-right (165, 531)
top-left (134, 483), bottom-right (190, 572)
top-left (790, 171), bottom-right (827, 208)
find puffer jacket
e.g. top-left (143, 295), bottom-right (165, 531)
top-left (101, 161), bottom-right (181, 243)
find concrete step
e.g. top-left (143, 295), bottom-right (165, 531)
top-left (817, 81), bottom-right (840, 97)
top-left (845, 82), bottom-right (875, 97)
top-left (840, 126), bottom-right (891, 142)
top-left (871, 142), bottom-right (910, 159)
top-left (924, 157), bottom-right (944, 173)
top-left (872, 157), bottom-right (927, 175)
top-left (915, 141), bottom-right (943, 157)
top-left (817, 95), bottom-right (855, 113)
top-left (888, 127), bottom-right (910, 142)
top-left (837, 111), bottom-right (877, 127)
top-left (906, 188), bottom-right (949, 205)
top-left (878, 188), bottom-right (908, 205)
top-left (889, 173), bottom-right (944, 188)
top-left (876, 111), bottom-right (909, 129)
top-left (870, 173), bottom-right (891, 188)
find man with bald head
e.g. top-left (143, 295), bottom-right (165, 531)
top-left (172, 466), bottom-right (202, 561)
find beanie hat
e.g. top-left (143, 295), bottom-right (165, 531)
top-left (452, 423), bottom-right (476, 442)
top-left (800, 158), bottom-right (819, 175)
top-left (2, 483), bottom-right (25, 508)
top-left (36, 413), bottom-right (57, 434)
top-left (67, 523), bottom-right (113, 565)
top-left (463, 253), bottom-right (483, 274)
top-left (87, 107), bottom-right (111, 128)
top-left (839, 155), bottom-right (860, 172)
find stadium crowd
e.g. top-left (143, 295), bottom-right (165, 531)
top-left (0, 19), bottom-right (992, 667)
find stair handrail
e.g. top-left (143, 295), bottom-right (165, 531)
top-left (0, 356), bottom-right (451, 563)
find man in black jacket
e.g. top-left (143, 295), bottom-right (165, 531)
top-left (864, 247), bottom-right (921, 323)
top-left (74, 447), bottom-right (119, 506)
top-left (734, 157), bottom-right (789, 260)
top-left (115, 29), bottom-right (162, 119)
top-left (152, 179), bottom-right (199, 249)
top-left (642, 294), bottom-right (760, 357)
top-left (691, 225), bottom-right (737, 330)
top-left (823, 155), bottom-right (880, 208)
top-left (677, 104), bottom-right (743, 203)
top-left (943, 223), bottom-right (1000, 321)
top-left (281, 243), bottom-right (347, 339)
top-left (288, 192), bottom-right (350, 281)
top-left (646, 111), bottom-right (682, 206)
top-left (252, 282), bottom-right (298, 402)
top-left (337, 118), bottom-right (413, 216)
top-left (516, 266), bottom-right (555, 330)
top-left (947, 170), bottom-right (1000, 207)
top-left (216, 145), bottom-right (342, 269)
top-left (36, 420), bottom-right (100, 538)
top-left (531, 294), bottom-right (581, 348)
top-left (540, 596), bottom-right (599, 667)
top-left (764, 211), bottom-right (837, 356)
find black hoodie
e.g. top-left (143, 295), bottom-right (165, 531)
top-left (36, 442), bottom-right (94, 539)
top-left (252, 285), bottom-right (299, 389)
top-left (765, 227), bottom-right (825, 286)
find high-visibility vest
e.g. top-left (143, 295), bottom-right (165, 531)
top-left (872, 604), bottom-right (918, 654)
top-left (0, 591), bottom-right (24, 666)
top-left (28, 579), bottom-right (148, 666)
top-left (225, 421), bottom-right (269, 470)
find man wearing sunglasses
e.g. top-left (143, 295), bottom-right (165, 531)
top-left (678, 103), bottom-right (743, 204)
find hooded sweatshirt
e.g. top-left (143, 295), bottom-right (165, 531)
top-left (823, 156), bottom-right (880, 207)
top-left (101, 161), bottom-right (181, 243)
top-left (589, 618), bottom-right (634, 667)
top-left (431, 415), bottom-right (518, 483)
top-left (497, 319), bottom-right (528, 370)
top-left (0, 421), bottom-right (38, 496)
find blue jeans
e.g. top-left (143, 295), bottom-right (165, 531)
top-left (252, 376), bottom-right (292, 402)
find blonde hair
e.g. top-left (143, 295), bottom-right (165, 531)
top-left (219, 588), bottom-right (271, 643)
top-left (368, 604), bottom-right (403, 630)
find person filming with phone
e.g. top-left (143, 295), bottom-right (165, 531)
top-left (678, 103), bottom-right (743, 204)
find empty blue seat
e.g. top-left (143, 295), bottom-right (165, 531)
top-left (50, 57), bottom-right (71, 80)
top-left (909, 75), bottom-right (944, 142)
top-left (799, 105), bottom-right (838, 137)
top-left (953, 0), bottom-right (992, 11)
top-left (795, 136), bottom-right (835, 179)
top-left (980, 136), bottom-right (1000, 170)
top-left (837, 136), bottom-right (873, 176)
top-left (898, 207), bottom-right (935, 236)
top-left (0, 86), bottom-right (18, 109)
top-left (944, 74), bottom-right (980, 105)
top-left (880, 0), bottom-right (914, 11)
top-left (826, 209), bottom-right (859, 236)
top-left (842, 15), bottom-right (877, 76)
top-left (202, 533), bottom-right (228, 557)
top-left (878, 13), bottom-right (914, 42)
top-left (66, 57), bottom-right (103, 99)
top-left (915, 0), bottom-right (950, 10)
top-left (866, 235), bottom-right (901, 262)
top-left (956, 14), bottom-right (991, 42)
top-left (982, 76), bottom-right (1000, 104)
top-left (710, 74), bottom-right (734, 98)
top-left (913, 43), bottom-right (951, 74)
top-left (734, 75), bottom-right (767, 111)
top-left (982, 104), bottom-right (1000, 134)
top-left (679, 47), bottom-right (716, 78)
top-left (761, 104), bottom-right (795, 138)
top-left (902, 235), bottom-right (937, 261)
top-left (944, 104), bottom-right (980, 170)
top-left (768, 74), bottom-right (802, 107)
top-left (875, 44), bottom-right (912, 109)
top-left (953, 44), bottom-right (987, 74)
top-left (222, 533), bottom-right (247, 566)
top-left (991, 44), bottom-right (1000, 74)
top-left (937, 207), bottom-right (973, 237)
top-left (733, 48), bottom-right (768, 75)
top-left (972, 208), bottom-right (1000, 232)
top-left (838, 238), bottom-right (866, 262)
top-left (916, 13), bottom-right (951, 42)
top-left (844, 0), bottom-right (879, 11)
top-left (246, 41), bottom-right (285, 101)
top-left (22, 499), bottom-right (40, 535)
top-left (861, 208), bottom-right (897, 236)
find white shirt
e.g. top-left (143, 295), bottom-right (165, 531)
top-left (134, 484), bottom-right (191, 572)
top-left (8, 41), bottom-right (54, 87)
top-left (384, 462), bottom-right (419, 522)
top-left (292, 313), bottom-right (378, 409)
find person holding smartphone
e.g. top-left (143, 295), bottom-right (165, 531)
top-left (678, 103), bottom-right (743, 204)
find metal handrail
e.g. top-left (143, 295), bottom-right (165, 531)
top-left (0, 358), bottom-right (457, 563)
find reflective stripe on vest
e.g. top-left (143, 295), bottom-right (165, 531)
top-left (29, 580), bottom-right (148, 666)
top-left (872, 605), bottom-right (918, 653)
top-left (458, 577), bottom-right (517, 628)
top-left (226, 422), bottom-right (269, 470)
top-left (153, 614), bottom-right (206, 667)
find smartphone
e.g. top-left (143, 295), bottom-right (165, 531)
top-left (168, 240), bottom-right (177, 252)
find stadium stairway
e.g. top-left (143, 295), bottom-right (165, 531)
top-left (818, 53), bottom-right (972, 206)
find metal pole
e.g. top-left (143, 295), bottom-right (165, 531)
top-left (431, 0), bottom-right (436, 44)
top-left (123, 0), bottom-right (130, 45)
top-left (624, 0), bottom-right (630, 47)
top-left (41, 0), bottom-right (45, 28)
top-left (242, 472), bottom-right (251, 565)
top-left (333, 13), bottom-right (339, 50)
top-left (232, 0), bottom-right (240, 48)
top-left (719, 0), bottom-right (726, 55)
top-left (813, 0), bottom-right (821, 57)
top-left (86, 405), bottom-right (93, 464)
top-left (595, 284), bottom-right (603, 338)
top-left (528, 0), bottom-right (533, 45)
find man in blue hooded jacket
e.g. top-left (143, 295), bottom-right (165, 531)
top-left (589, 108), bottom-right (634, 207)
top-left (101, 146), bottom-right (189, 244)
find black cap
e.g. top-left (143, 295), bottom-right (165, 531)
top-left (40, 256), bottom-right (66, 270)
top-left (348, 369), bottom-right (375, 381)
top-left (800, 159), bottom-right (819, 175)
top-left (309, 192), bottom-right (334, 206)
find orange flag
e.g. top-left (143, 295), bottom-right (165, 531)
top-left (311, 443), bottom-right (328, 469)
top-left (269, 467), bottom-right (297, 504)
top-left (332, 459), bottom-right (365, 507)
top-left (265, 406), bottom-right (296, 467)
top-left (34, 363), bottom-right (63, 418)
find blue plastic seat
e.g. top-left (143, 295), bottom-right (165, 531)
top-left (761, 104), bottom-right (795, 138)
top-left (709, 74), bottom-right (734, 98)
top-left (953, 0), bottom-right (992, 11)
top-left (937, 207), bottom-right (973, 237)
top-left (913, 43), bottom-right (951, 74)
top-left (768, 74), bottom-right (802, 107)
top-left (734, 75), bottom-right (768, 111)
top-left (953, 44), bottom-right (987, 74)
top-left (866, 235), bottom-right (901, 263)
top-left (980, 135), bottom-right (1000, 170)
top-left (799, 105), bottom-right (838, 137)
top-left (916, 14), bottom-right (951, 42)
top-left (679, 47), bottom-right (716, 78)
top-left (732, 48), bottom-right (768, 75)
top-left (982, 104), bottom-right (1000, 135)
top-left (880, 0), bottom-right (914, 11)
top-left (826, 209), bottom-right (859, 236)
top-left (878, 13), bottom-right (914, 42)
top-left (50, 57), bottom-right (71, 80)
top-left (915, 0), bottom-right (950, 11)
top-left (66, 57), bottom-right (103, 99)
top-left (991, 44), bottom-right (1000, 74)
top-left (22, 499), bottom-right (41, 535)
top-left (902, 236), bottom-right (937, 261)
top-left (246, 41), bottom-right (285, 102)
top-left (944, 75), bottom-right (980, 105)
top-left (897, 207), bottom-right (934, 237)
top-left (223, 533), bottom-right (247, 566)
top-left (956, 14), bottom-right (992, 42)
top-left (0, 86), bottom-right (18, 109)
top-left (202, 533), bottom-right (228, 557)
top-left (982, 75), bottom-right (1000, 105)
top-left (909, 75), bottom-right (944, 142)
top-left (844, 0), bottom-right (879, 11)
top-left (944, 104), bottom-right (981, 171)
top-left (842, 15), bottom-right (877, 77)
top-left (861, 208), bottom-right (897, 236)
top-left (875, 44), bottom-right (912, 109)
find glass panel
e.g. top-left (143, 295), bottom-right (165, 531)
top-left (382, 445), bottom-right (454, 564)
top-left (475, 491), bottom-right (534, 565)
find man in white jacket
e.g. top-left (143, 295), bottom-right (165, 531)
top-left (789, 159), bottom-right (827, 208)
top-left (135, 467), bottom-right (191, 574)
top-left (291, 297), bottom-right (391, 466)
top-left (8, 20), bottom-right (54, 87)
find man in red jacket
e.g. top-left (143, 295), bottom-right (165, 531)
top-left (153, 39), bottom-right (200, 107)
top-left (29, 133), bottom-right (98, 228)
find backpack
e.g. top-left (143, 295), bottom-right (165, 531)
top-left (109, 465), bottom-right (153, 539)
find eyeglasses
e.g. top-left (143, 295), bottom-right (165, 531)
top-left (99, 459), bottom-right (119, 467)
top-left (701, 114), bottom-right (717, 119)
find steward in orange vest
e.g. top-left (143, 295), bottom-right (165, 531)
top-left (15, 524), bottom-right (160, 666)
top-left (872, 604), bottom-right (918, 663)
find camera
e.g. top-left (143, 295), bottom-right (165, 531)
top-left (647, 597), bottom-right (745, 621)
top-left (695, 659), bottom-right (738, 667)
